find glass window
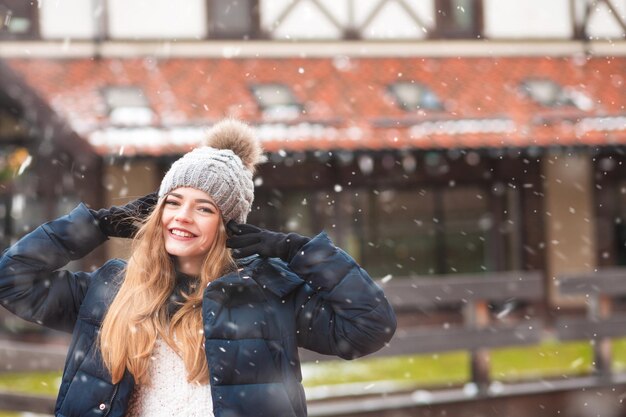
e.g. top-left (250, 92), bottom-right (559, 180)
top-left (359, 187), bottom-right (438, 278)
top-left (387, 82), bottom-right (444, 112)
top-left (208, 0), bottom-right (259, 39)
top-left (441, 186), bottom-right (489, 273)
top-left (435, 0), bottom-right (482, 39)
top-left (519, 79), bottom-right (592, 110)
top-left (519, 79), bottom-right (574, 107)
top-left (0, 0), bottom-right (37, 39)
top-left (251, 179), bottom-right (522, 279)
top-left (249, 189), bottom-right (316, 235)
top-left (614, 180), bottom-right (626, 266)
top-left (102, 86), bottom-right (154, 126)
top-left (357, 186), bottom-right (492, 278)
top-left (249, 83), bottom-right (302, 121)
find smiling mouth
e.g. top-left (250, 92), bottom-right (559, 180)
top-left (170, 228), bottom-right (196, 238)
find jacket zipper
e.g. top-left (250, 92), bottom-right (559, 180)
top-left (102, 383), bottom-right (120, 417)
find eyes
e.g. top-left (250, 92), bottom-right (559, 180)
top-left (164, 199), bottom-right (216, 215)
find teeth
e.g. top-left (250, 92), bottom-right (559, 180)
top-left (171, 229), bottom-right (194, 238)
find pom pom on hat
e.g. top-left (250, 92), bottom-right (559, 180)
top-left (204, 118), bottom-right (263, 173)
top-left (158, 119), bottom-right (263, 223)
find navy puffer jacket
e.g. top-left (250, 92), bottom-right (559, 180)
top-left (0, 204), bottom-right (396, 417)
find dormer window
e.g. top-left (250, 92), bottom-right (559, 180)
top-left (519, 79), bottom-right (572, 107)
top-left (103, 86), bottom-right (154, 126)
top-left (387, 82), bottom-right (444, 111)
top-left (250, 83), bottom-right (302, 120)
top-left (520, 79), bottom-right (593, 110)
top-left (518, 79), bottom-right (570, 107)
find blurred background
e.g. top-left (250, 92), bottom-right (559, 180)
top-left (0, 0), bottom-right (625, 416)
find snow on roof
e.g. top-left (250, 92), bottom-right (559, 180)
top-left (88, 123), bottom-right (361, 155)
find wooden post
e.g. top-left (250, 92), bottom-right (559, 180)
top-left (464, 299), bottom-right (491, 396)
top-left (589, 293), bottom-right (613, 380)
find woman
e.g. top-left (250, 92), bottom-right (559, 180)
top-left (0, 119), bottom-right (397, 417)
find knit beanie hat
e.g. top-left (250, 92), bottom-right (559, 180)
top-left (158, 119), bottom-right (263, 224)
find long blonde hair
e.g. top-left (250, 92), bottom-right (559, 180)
top-left (99, 199), bottom-right (235, 385)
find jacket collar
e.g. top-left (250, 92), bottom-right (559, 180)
top-left (235, 254), bottom-right (259, 267)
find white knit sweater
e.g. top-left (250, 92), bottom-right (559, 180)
top-left (126, 338), bottom-right (214, 417)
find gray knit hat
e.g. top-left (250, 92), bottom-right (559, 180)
top-left (158, 119), bottom-right (263, 223)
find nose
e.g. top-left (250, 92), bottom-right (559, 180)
top-left (174, 205), bottom-right (193, 223)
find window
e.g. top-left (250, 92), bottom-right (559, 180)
top-left (519, 79), bottom-right (592, 110)
top-left (249, 189), bottom-right (317, 235)
top-left (208, 0), bottom-right (260, 39)
top-left (253, 182), bottom-right (521, 279)
top-left (440, 186), bottom-right (490, 273)
top-left (387, 82), bottom-right (444, 111)
top-left (0, 0), bottom-right (38, 39)
top-left (249, 83), bottom-right (302, 121)
top-left (102, 86), bottom-right (154, 126)
top-left (360, 187), bottom-right (438, 277)
top-left (595, 156), bottom-right (626, 268)
top-left (435, 0), bottom-right (482, 39)
top-left (356, 186), bottom-right (489, 277)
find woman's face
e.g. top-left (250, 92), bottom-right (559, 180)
top-left (161, 187), bottom-right (222, 275)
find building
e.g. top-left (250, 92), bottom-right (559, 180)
top-left (0, 0), bottom-right (625, 310)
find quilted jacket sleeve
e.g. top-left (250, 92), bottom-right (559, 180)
top-left (290, 232), bottom-right (396, 360)
top-left (0, 203), bottom-right (108, 333)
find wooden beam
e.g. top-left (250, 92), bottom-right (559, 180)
top-left (0, 391), bottom-right (54, 414)
top-left (556, 314), bottom-right (626, 340)
top-left (556, 268), bottom-right (626, 296)
top-left (298, 319), bottom-right (544, 362)
top-left (0, 339), bottom-right (66, 372)
top-left (382, 271), bottom-right (544, 310)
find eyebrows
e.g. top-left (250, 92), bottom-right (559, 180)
top-left (167, 192), bottom-right (218, 209)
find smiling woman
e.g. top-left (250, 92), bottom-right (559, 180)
top-left (0, 118), bottom-right (396, 417)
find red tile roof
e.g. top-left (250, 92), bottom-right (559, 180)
top-left (5, 56), bottom-right (626, 155)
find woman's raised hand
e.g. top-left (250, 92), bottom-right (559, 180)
top-left (226, 221), bottom-right (310, 262)
top-left (91, 192), bottom-right (158, 238)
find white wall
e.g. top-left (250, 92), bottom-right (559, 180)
top-left (39, 0), bottom-right (98, 39)
top-left (484, 0), bottom-right (573, 39)
top-left (107, 0), bottom-right (207, 39)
